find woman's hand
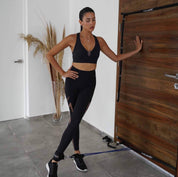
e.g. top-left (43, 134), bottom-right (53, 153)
top-left (62, 66), bottom-right (79, 80)
top-left (134, 35), bottom-right (143, 52)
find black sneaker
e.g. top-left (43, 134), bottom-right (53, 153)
top-left (46, 159), bottom-right (58, 177)
top-left (71, 154), bottom-right (88, 172)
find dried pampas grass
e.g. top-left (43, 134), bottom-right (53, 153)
top-left (20, 22), bottom-right (65, 121)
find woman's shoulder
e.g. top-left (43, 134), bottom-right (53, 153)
top-left (62, 33), bottom-right (79, 48)
top-left (95, 36), bottom-right (104, 41)
top-left (66, 33), bottom-right (78, 39)
top-left (64, 33), bottom-right (78, 43)
top-left (61, 33), bottom-right (77, 46)
top-left (94, 36), bottom-right (106, 47)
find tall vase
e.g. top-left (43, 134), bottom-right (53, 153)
top-left (49, 63), bottom-right (62, 121)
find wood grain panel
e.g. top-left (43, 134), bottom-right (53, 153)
top-left (119, 92), bottom-right (178, 121)
top-left (115, 1), bottom-right (178, 176)
top-left (120, 0), bottom-right (178, 13)
top-left (116, 120), bottom-right (177, 167)
top-left (116, 103), bottom-right (178, 145)
top-left (120, 84), bottom-right (177, 113)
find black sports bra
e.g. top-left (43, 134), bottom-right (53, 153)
top-left (72, 33), bottom-right (100, 64)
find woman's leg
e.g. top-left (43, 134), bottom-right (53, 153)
top-left (52, 86), bottom-right (95, 162)
top-left (67, 98), bottom-right (80, 153)
top-left (65, 78), bottom-right (80, 153)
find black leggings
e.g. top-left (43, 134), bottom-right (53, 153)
top-left (52, 66), bottom-right (96, 161)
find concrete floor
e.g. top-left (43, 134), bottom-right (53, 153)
top-left (0, 112), bottom-right (173, 177)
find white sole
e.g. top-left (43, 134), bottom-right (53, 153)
top-left (73, 160), bottom-right (88, 172)
top-left (46, 163), bottom-right (49, 177)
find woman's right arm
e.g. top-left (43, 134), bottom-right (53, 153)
top-left (46, 34), bottom-right (78, 79)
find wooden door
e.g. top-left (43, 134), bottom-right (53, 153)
top-left (115, 1), bottom-right (178, 176)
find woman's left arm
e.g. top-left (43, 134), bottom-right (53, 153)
top-left (98, 36), bottom-right (143, 62)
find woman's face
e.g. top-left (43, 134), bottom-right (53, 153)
top-left (79, 12), bottom-right (96, 32)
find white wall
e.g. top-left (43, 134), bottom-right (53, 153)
top-left (69, 0), bottom-right (119, 137)
top-left (26, 0), bottom-right (70, 117)
top-left (26, 0), bottom-right (119, 138)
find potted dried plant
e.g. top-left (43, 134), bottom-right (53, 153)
top-left (20, 22), bottom-right (65, 121)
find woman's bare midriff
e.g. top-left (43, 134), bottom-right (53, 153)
top-left (72, 62), bottom-right (96, 71)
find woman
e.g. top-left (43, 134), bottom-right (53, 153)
top-left (46, 7), bottom-right (143, 177)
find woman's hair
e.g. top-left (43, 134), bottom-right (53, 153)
top-left (79, 7), bottom-right (95, 31)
